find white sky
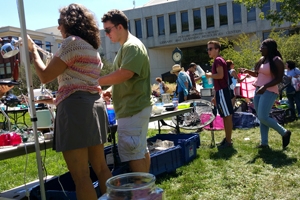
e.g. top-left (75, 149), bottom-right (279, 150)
top-left (0, 0), bottom-right (149, 30)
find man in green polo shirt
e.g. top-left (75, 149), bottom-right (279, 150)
top-left (99, 9), bottom-right (152, 172)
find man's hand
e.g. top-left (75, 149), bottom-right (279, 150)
top-left (211, 97), bottom-right (216, 106)
top-left (205, 72), bottom-right (212, 78)
top-left (102, 90), bottom-right (112, 103)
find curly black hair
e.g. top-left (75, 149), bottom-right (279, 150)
top-left (59, 3), bottom-right (100, 49)
top-left (101, 9), bottom-right (128, 30)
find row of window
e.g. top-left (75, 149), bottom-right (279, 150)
top-left (133, 0), bottom-right (281, 38)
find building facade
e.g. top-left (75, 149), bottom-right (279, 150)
top-left (101, 0), bottom-right (298, 84)
top-left (0, 26), bottom-right (63, 80)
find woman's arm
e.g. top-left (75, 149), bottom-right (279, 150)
top-left (27, 35), bottom-right (67, 83)
top-left (231, 70), bottom-right (248, 83)
top-left (239, 68), bottom-right (258, 77)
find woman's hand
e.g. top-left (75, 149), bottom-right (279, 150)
top-left (27, 35), bottom-right (37, 53)
top-left (239, 68), bottom-right (247, 73)
top-left (0, 85), bottom-right (14, 95)
top-left (256, 85), bottom-right (267, 94)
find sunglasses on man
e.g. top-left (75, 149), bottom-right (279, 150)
top-left (206, 47), bottom-right (215, 52)
top-left (104, 25), bottom-right (117, 34)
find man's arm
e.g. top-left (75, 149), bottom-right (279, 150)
top-left (206, 65), bottom-right (224, 79)
top-left (98, 68), bottom-right (134, 86)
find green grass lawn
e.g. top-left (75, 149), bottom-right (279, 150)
top-left (1, 113), bottom-right (300, 199)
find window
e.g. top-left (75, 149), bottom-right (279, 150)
top-left (33, 40), bottom-right (43, 48)
top-left (206, 7), bottom-right (214, 28)
top-left (181, 11), bottom-right (189, 32)
top-left (45, 41), bottom-right (52, 53)
top-left (169, 14), bottom-right (176, 34)
top-left (247, 7), bottom-right (256, 21)
top-left (128, 22), bottom-right (131, 33)
top-left (263, 32), bottom-right (270, 40)
top-left (261, 0), bottom-right (270, 16)
top-left (193, 9), bottom-right (201, 30)
top-left (219, 4), bottom-right (228, 26)
top-left (158, 16), bottom-right (165, 35)
top-left (232, 3), bottom-right (241, 23)
top-left (0, 62), bottom-right (12, 79)
top-left (146, 18), bottom-right (153, 37)
top-left (276, 2), bottom-right (282, 12)
top-left (135, 19), bottom-right (142, 38)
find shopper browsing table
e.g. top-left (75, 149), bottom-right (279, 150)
top-left (99, 9), bottom-right (152, 173)
top-left (27, 4), bottom-right (112, 200)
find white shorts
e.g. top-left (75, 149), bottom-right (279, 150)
top-left (117, 106), bottom-right (152, 162)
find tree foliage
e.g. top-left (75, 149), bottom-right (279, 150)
top-left (235, 0), bottom-right (300, 25)
top-left (219, 31), bottom-right (300, 70)
top-left (219, 33), bottom-right (261, 69)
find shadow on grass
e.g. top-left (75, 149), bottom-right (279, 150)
top-left (155, 154), bottom-right (200, 183)
top-left (155, 170), bottom-right (183, 184)
top-left (209, 147), bottom-right (238, 160)
top-left (247, 148), bottom-right (297, 168)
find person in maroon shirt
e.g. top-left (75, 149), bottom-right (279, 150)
top-left (205, 40), bottom-right (234, 149)
top-left (187, 63), bottom-right (201, 88)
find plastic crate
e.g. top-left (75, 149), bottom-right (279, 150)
top-left (147, 133), bottom-right (200, 164)
top-left (149, 145), bottom-right (183, 176)
top-left (30, 166), bottom-right (101, 200)
top-left (104, 144), bottom-right (183, 177)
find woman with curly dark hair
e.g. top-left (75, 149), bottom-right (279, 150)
top-left (27, 4), bottom-right (111, 199)
top-left (239, 38), bottom-right (291, 149)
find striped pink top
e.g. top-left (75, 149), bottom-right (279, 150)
top-left (54, 36), bottom-right (102, 105)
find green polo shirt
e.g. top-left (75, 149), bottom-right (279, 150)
top-left (112, 34), bottom-right (151, 118)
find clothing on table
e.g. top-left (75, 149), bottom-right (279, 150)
top-left (112, 34), bottom-right (152, 119)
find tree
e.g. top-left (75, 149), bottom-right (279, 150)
top-left (235, 0), bottom-right (300, 25)
top-left (219, 33), bottom-right (261, 69)
top-left (219, 31), bottom-right (300, 69)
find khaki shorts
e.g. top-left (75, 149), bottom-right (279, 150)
top-left (117, 106), bottom-right (151, 162)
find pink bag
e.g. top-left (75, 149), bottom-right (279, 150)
top-left (201, 113), bottom-right (224, 130)
top-left (239, 74), bottom-right (257, 99)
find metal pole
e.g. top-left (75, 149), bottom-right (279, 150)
top-left (16, 0), bottom-right (46, 199)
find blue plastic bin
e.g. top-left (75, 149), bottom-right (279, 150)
top-left (104, 144), bottom-right (183, 176)
top-left (30, 166), bottom-right (101, 200)
top-left (149, 145), bottom-right (183, 176)
top-left (147, 133), bottom-right (200, 164)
